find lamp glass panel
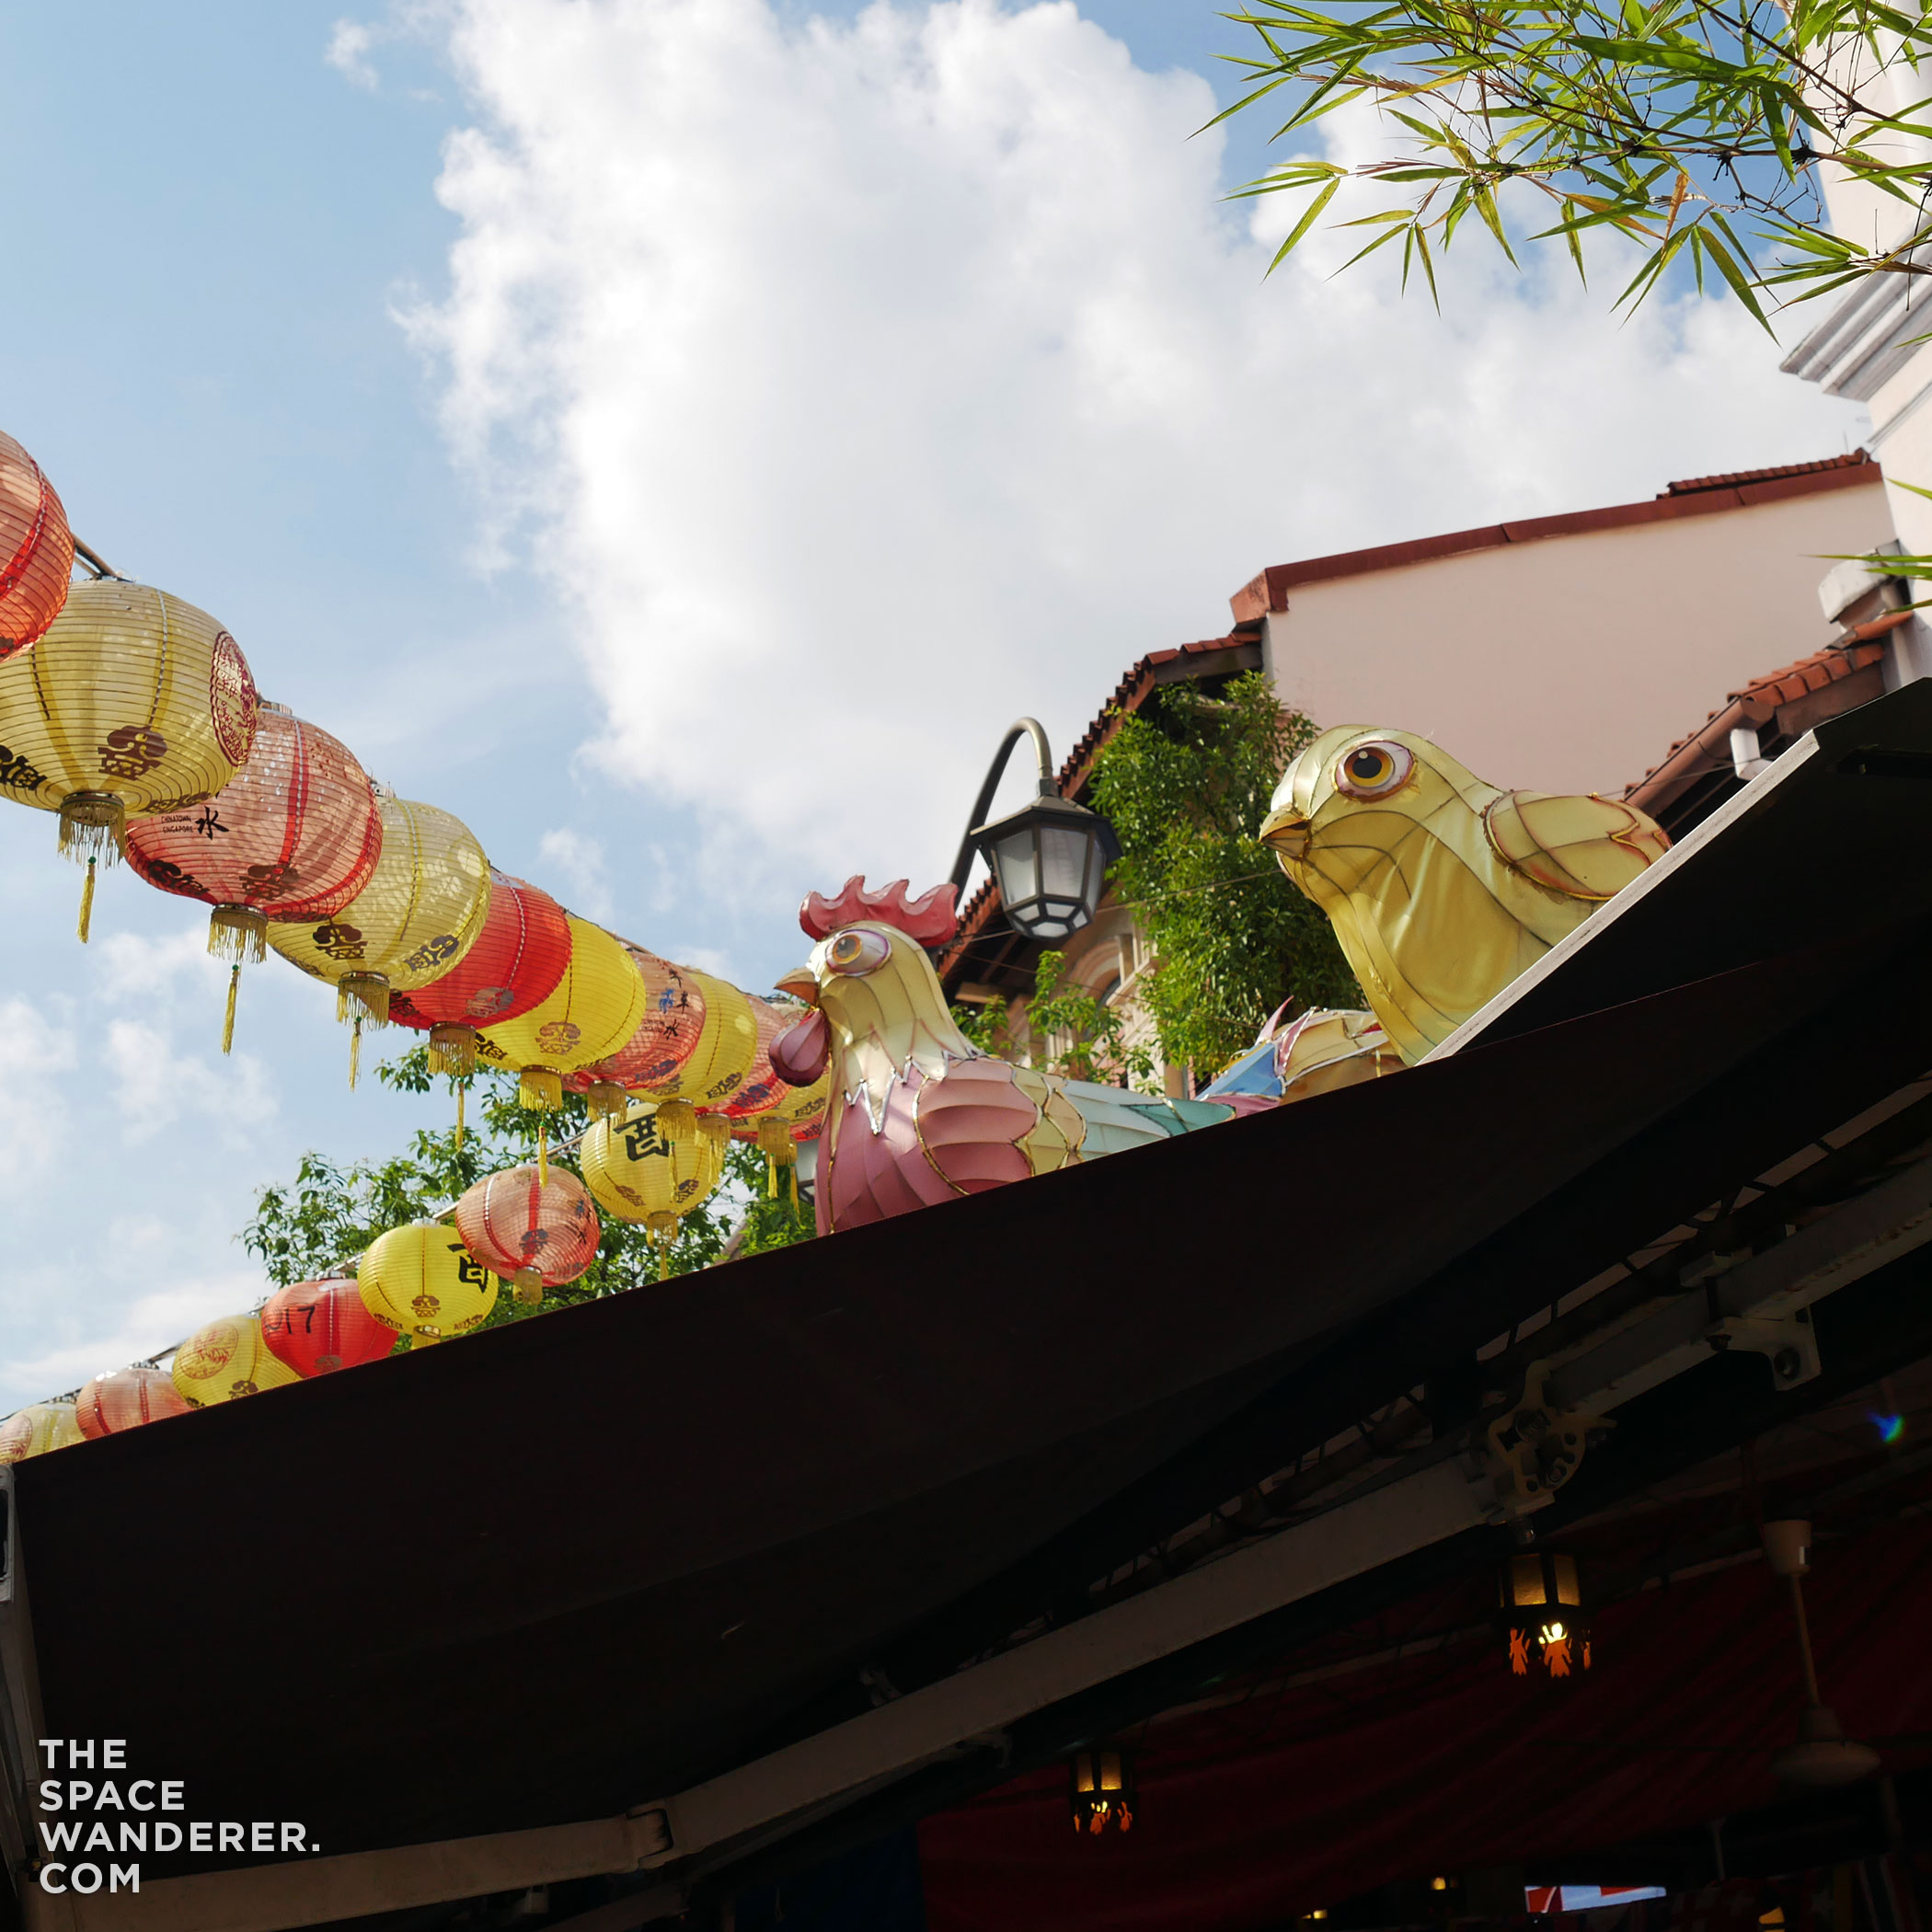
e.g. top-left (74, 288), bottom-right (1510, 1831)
top-left (1554, 1555), bottom-right (1581, 1605)
top-left (1038, 824), bottom-right (1092, 907)
top-left (993, 830), bottom-right (1039, 906)
top-left (1510, 1555), bottom-right (1547, 1607)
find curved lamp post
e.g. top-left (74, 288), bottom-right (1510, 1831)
top-left (949, 718), bottom-right (1120, 942)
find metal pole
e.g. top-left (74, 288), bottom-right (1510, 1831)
top-left (949, 718), bottom-right (1055, 896)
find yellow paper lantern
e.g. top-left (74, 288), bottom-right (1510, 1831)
top-left (358, 1221), bottom-right (499, 1344)
top-left (636, 969), bottom-right (759, 1141)
top-left (268, 794), bottom-right (489, 1076)
top-left (171, 1314), bottom-right (303, 1408)
top-left (0, 1401), bottom-right (84, 1462)
top-left (581, 1098), bottom-right (727, 1275)
top-left (0, 579), bottom-right (259, 939)
top-left (478, 917), bottom-right (650, 1113)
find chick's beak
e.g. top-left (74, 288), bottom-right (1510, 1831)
top-left (773, 967), bottom-right (819, 1007)
top-left (1259, 805), bottom-right (1311, 860)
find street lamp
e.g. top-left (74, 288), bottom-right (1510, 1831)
top-left (950, 718), bottom-right (1120, 942)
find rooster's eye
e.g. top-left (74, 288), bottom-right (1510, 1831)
top-left (826, 928), bottom-right (891, 975)
top-left (1335, 740), bottom-right (1413, 800)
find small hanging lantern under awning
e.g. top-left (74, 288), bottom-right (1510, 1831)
top-left (1068, 1748), bottom-right (1136, 1835)
top-left (1500, 1550), bottom-right (1593, 1682)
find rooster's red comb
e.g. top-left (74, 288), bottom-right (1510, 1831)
top-left (800, 876), bottom-right (960, 946)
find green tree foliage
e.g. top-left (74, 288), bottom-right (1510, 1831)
top-left (241, 1047), bottom-right (811, 1329)
top-left (1220, 0), bottom-right (1932, 318)
top-left (949, 951), bottom-right (1155, 1087)
top-left (1087, 672), bottom-right (1361, 1077)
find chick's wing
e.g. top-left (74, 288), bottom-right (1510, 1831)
top-left (1482, 790), bottom-right (1670, 903)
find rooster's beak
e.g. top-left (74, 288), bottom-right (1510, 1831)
top-left (1259, 805), bottom-right (1311, 860)
top-left (773, 967), bottom-right (819, 1007)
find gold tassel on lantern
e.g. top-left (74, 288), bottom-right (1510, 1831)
top-left (585, 1079), bottom-right (627, 1120)
top-left (427, 1023), bottom-right (478, 1077)
top-left (656, 1097), bottom-right (697, 1143)
top-left (520, 1066), bottom-right (563, 1112)
top-left (76, 856), bottom-right (97, 944)
top-left (696, 1115), bottom-right (730, 1150)
top-left (646, 1210), bottom-right (679, 1282)
top-left (537, 1116), bottom-right (549, 1189)
top-left (453, 1080), bottom-right (466, 1151)
top-left (513, 1266), bottom-right (543, 1307)
top-left (338, 972), bottom-right (391, 1026)
top-left (348, 1015), bottom-right (362, 1088)
top-left (756, 1116), bottom-right (795, 1200)
top-left (222, 965), bottom-right (240, 1055)
top-left (208, 904), bottom-right (268, 964)
top-left (58, 791), bottom-right (125, 865)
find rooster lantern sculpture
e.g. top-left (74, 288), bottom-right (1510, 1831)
top-left (770, 878), bottom-right (1267, 1235)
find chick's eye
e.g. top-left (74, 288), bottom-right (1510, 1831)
top-left (827, 929), bottom-right (890, 974)
top-left (1336, 741), bottom-right (1413, 799)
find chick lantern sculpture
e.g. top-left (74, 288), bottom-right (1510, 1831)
top-left (1259, 728), bottom-right (1670, 1063)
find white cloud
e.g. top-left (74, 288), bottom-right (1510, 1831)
top-left (0, 996), bottom-right (75, 1195)
top-left (328, 18), bottom-right (382, 88)
top-left (401, 0), bottom-right (1860, 896)
top-left (102, 1019), bottom-right (277, 1147)
top-left (537, 826), bottom-right (615, 920)
top-left (0, 1267), bottom-right (263, 1408)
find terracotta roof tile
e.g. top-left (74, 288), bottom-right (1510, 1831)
top-left (1661, 452), bottom-right (1872, 496)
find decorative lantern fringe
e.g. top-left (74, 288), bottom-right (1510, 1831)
top-left (696, 1114), bottom-right (730, 1149)
top-left (76, 857), bottom-right (96, 945)
top-left (58, 792), bottom-right (125, 866)
top-left (207, 905), bottom-right (268, 964)
top-left (513, 1266), bottom-right (543, 1307)
top-left (520, 1066), bottom-right (564, 1112)
top-left (222, 964), bottom-right (240, 1055)
top-left (338, 972), bottom-right (391, 1026)
top-left (646, 1210), bottom-right (679, 1283)
top-left (427, 1023), bottom-right (478, 1078)
top-left (656, 1097), bottom-right (697, 1143)
top-left (585, 1079), bottom-right (627, 1120)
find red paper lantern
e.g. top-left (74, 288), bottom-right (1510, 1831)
top-left (454, 1163), bottom-right (601, 1305)
top-left (124, 705), bottom-right (382, 1049)
top-left (75, 1366), bottom-right (191, 1439)
top-left (562, 941), bottom-right (706, 1117)
top-left (259, 1277), bottom-right (397, 1377)
top-left (387, 870), bottom-right (571, 1078)
top-left (0, 430), bottom-right (74, 656)
top-left (722, 996), bottom-right (805, 1125)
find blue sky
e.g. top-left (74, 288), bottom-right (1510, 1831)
top-left (0, 0), bottom-right (1862, 1400)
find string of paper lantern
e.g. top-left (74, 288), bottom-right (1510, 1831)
top-left (0, 427), bottom-right (833, 1462)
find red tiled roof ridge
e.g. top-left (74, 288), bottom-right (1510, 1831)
top-left (1624, 637), bottom-right (1888, 805)
top-left (1229, 450), bottom-right (1879, 623)
top-left (1662, 451), bottom-right (1870, 496)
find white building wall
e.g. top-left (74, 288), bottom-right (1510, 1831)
top-left (1258, 482), bottom-right (1892, 797)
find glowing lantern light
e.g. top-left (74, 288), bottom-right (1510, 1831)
top-left (1068, 1750), bottom-right (1135, 1836)
top-left (454, 1163), bottom-right (601, 1306)
top-left (124, 704), bottom-right (381, 1051)
top-left (0, 579), bottom-right (259, 940)
top-left (1500, 1551), bottom-right (1593, 1682)
top-left (581, 1098), bottom-right (727, 1278)
top-left (259, 1277), bottom-right (397, 1377)
top-left (387, 869), bottom-right (571, 1084)
top-left (562, 941), bottom-right (705, 1120)
top-left (0, 1402), bottom-right (83, 1462)
top-left (268, 794), bottom-right (489, 1082)
top-left (0, 429), bottom-right (75, 654)
top-left (636, 968), bottom-right (759, 1143)
top-left (75, 1367), bottom-right (191, 1438)
top-left (478, 918), bottom-right (649, 1173)
top-left (171, 1315), bottom-right (303, 1408)
top-left (357, 1221), bottom-right (499, 1346)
